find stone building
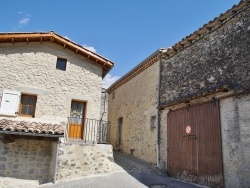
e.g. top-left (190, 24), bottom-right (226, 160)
top-left (0, 32), bottom-right (115, 183)
top-left (107, 51), bottom-right (161, 164)
top-left (107, 1), bottom-right (250, 187)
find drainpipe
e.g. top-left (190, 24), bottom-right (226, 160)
top-left (99, 89), bottom-right (107, 143)
top-left (100, 88), bottom-right (107, 122)
top-left (53, 138), bottom-right (59, 183)
top-left (157, 49), bottom-right (163, 168)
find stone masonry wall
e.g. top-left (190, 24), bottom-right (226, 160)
top-left (0, 42), bottom-right (102, 124)
top-left (160, 6), bottom-right (250, 106)
top-left (220, 94), bottom-right (250, 188)
top-left (0, 135), bottom-right (56, 184)
top-left (108, 61), bottom-right (159, 164)
top-left (159, 6), bottom-right (250, 188)
top-left (57, 143), bottom-right (114, 180)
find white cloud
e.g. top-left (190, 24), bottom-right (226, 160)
top-left (83, 44), bottom-right (97, 53)
top-left (18, 12), bottom-right (31, 25)
top-left (102, 74), bottom-right (120, 89)
top-left (19, 17), bottom-right (30, 25)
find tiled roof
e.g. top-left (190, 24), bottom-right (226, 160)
top-left (0, 119), bottom-right (64, 136)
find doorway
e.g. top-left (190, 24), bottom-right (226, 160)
top-left (68, 100), bottom-right (86, 140)
top-left (167, 101), bottom-right (223, 187)
top-left (117, 117), bottom-right (123, 148)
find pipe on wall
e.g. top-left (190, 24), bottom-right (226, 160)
top-left (156, 49), bottom-right (164, 168)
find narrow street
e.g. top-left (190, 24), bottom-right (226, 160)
top-left (38, 151), bottom-right (206, 188)
top-left (112, 151), bottom-right (206, 188)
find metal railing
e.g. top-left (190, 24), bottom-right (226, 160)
top-left (66, 117), bottom-right (110, 144)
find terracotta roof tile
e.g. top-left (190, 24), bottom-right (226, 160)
top-left (0, 119), bottom-right (64, 135)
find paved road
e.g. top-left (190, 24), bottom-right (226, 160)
top-left (39, 151), bottom-right (206, 188)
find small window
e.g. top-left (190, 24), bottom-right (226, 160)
top-left (56, 57), bottom-right (67, 71)
top-left (19, 94), bottom-right (37, 117)
top-left (150, 116), bottom-right (157, 129)
top-left (112, 92), bottom-right (115, 99)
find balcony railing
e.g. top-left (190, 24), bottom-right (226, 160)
top-left (66, 117), bottom-right (110, 144)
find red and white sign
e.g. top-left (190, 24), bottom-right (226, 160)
top-left (185, 125), bottom-right (191, 134)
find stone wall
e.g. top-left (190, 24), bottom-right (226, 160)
top-left (160, 6), bottom-right (250, 106)
top-left (108, 61), bottom-right (159, 164)
top-left (0, 135), bottom-right (56, 184)
top-left (0, 42), bottom-right (102, 124)
top-left (56, 143), bottom-right (114, 180)
top-left (158, 5), bottom-right (250, 188)
top-left (220, 94), bottom-right (250, 188)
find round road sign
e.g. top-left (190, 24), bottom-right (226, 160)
top-left (185, 125), bottom-right (191, 134)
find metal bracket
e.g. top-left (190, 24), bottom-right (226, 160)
top-left (183, 135), bottom-right (197, 139)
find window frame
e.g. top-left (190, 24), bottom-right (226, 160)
top-left (19, 94), bottom-right (37, 118)
top-left (150, 115), bottom-right (157, 129)
top-left (56, 57), bottom-right (67, 71)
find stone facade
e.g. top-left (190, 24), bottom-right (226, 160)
top-left (0, 34), bottom-right (115, 183)
top-left (159, 5), bottom-right (250, 107)
top-left (220, 94), bottom-right (250, 188)
top-left (0, 135), bottom-right (57, 183)
top-left (159, 4), bottom-right (250, 188)
top-left (106, 2), bottom-right (249, 187)
top-left (57, 143), bottom-right (114, 180)
top-left (0, 42), bottom-right (102, 124)
top-left (108, 61), bottom-right (159, 164)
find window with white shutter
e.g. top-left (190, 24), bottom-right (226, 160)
top-left (0, 90), bottom-right (20, 116)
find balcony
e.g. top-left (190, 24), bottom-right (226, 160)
top-left (66, 117), bottom-right (110, 144)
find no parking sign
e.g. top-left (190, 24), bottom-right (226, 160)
top-left (185, 125), bottom-right (191, 134)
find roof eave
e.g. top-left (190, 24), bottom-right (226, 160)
top-left (0, 32), bottom-right (115, 78)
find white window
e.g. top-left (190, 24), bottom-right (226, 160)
top-left (0, 90), bottom-right (20, 116)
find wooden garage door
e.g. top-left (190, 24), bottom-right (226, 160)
top-left (167, 101), bottom-right (223, 187)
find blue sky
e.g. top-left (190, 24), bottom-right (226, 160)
top-left (1, 0), bottom-right (240, 88)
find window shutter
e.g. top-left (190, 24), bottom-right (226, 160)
top-left (0, 90), bottom-right (20, 116)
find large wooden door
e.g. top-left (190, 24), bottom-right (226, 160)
top-left (68, 101), bottom-right (86, 139)
top-left (167, 101), bottom-right (223, 187)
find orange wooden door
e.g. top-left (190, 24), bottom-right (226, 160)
top-left (68, 101), bottom-right (85, 139)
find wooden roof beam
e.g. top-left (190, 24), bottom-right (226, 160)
top-left (50, 37), bottom-right (54, 43)
top-left (12, 38), bottom-right (14, 45)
